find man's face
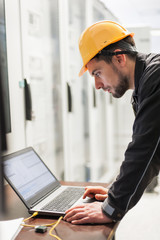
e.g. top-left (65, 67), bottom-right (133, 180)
top-left (87, 58), bottom-right (129, 98)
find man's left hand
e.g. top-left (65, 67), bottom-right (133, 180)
top-left (64, 202), bottom-right (113, 224)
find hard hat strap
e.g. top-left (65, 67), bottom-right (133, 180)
top-left (98, 50), bottom-right (137, 56)
top-left (98, 39), bottom-right (137, 57)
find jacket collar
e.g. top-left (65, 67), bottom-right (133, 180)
top-left (133, 53), bottom-right (147, 97)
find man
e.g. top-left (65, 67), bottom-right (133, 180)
top-left (64, 21), bottom-right (160, 224)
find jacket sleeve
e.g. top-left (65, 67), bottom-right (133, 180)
top-left (102, 64), bottom-right (160, 222)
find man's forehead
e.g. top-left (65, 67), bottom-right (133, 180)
top-left (86, 59), bottom-right (103, 75)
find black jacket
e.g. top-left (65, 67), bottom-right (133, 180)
top-left (102, 53), bottom-right (160, 221)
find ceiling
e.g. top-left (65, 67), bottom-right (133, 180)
top-left (101, 0), bottom-right (160, 29)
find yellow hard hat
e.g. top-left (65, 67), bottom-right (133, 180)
top-left (78, 21), bottom-right (134, 77)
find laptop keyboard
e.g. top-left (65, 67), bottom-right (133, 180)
top-left (41, 187), bottom-right (85, 212)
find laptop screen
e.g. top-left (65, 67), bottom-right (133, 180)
top-left (3, 147), bottom-right (60, 207)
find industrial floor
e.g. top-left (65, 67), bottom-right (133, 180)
top-left (116, 183), bottom-right (160, 240)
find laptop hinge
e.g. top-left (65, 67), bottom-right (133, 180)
top-left (30, 185), bottom-right (60, 208)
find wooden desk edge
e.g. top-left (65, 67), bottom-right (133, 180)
top-left (108, 221), bottom-right (119, 240)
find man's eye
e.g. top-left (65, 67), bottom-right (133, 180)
top-left (95, 72), bottom-right (100, 77)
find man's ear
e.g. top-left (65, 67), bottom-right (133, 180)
top-left (112, 49), bottom-right (126, 67)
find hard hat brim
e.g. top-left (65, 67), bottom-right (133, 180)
top-left (79, 65), bottom-right (87, 77)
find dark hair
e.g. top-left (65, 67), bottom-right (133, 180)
top-left (93, 36), bottom-right (137, 63)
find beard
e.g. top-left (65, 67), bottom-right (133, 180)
top-left (112, 75), bottom-right (129, 98)
top-left (111, 65), bottom-right (130, 98)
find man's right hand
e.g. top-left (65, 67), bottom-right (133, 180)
top-left (83, 186), bottom-right (108, 201)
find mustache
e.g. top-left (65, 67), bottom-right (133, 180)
top-left (102, 87), bottom-right (111, 92)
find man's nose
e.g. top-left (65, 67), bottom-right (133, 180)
top-left (95, 78), bottom-right (103, 89)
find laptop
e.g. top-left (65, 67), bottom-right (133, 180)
top-left (3, 147), bottom-right (91, 217)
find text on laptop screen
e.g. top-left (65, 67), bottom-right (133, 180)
top-left (4, 150), bottom-right (57, 201)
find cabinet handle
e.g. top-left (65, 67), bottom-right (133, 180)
top-left (24, 79), bottom-right (32, 120)
top-left (93, 87), bottom-right (96, 107)
top-left (67, 83), bottom-right (72, 112)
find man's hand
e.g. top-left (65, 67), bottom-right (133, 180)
top-left (83, 186), bottom-right (108, 201)
top-left (64, 202), bottom-right (112, 224)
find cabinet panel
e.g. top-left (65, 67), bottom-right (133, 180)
top-left (5, 0), bottom-right (26, 153)
top-left (19, 0), bottom-right (64, 177)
